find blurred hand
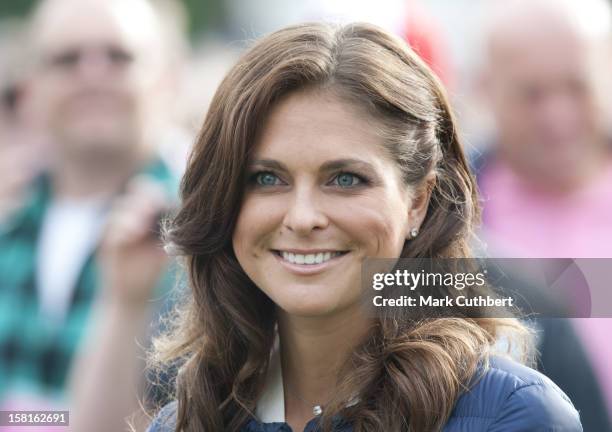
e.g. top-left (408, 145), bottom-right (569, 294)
top-left (99, 176), bottom-right (171, 309)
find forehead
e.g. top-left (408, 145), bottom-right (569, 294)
top-left (254, 90), bottom-right (386, 159)
top-left (488, 12), bottom-right (589, 80)
top-left (32, 0), bottom-right (160, 53)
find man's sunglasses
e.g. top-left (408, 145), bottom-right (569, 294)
top-left (42, 46), bottom-right (135, 71)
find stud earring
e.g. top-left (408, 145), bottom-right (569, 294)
top-left (410, 228), bottom-right (419, 239)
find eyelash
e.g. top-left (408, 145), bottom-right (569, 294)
top-left (329, 171), bottom-right (370, 188)
top-left (248, 171), bottom-right (286, 187)
top-left (247, 170), bottom-right (370, 189)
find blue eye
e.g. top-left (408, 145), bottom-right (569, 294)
top-left (333, 173), bottom-right (362, 188)
top-left (254, 172), bottom-right (281, 186)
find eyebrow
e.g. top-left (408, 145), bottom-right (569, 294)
top-left (319, 158), bottom-right (377, 174)
top-left (248, 159), bottom-right (288, 171)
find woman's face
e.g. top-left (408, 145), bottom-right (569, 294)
top-left (233, 90), bottom-right (425, 318)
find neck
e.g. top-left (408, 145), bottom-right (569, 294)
top-left (278, 305), bottom-right (371, 419)
top-left (50, 149), bottom-right (146, 201)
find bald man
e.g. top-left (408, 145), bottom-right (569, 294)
top-left (479, 0), bottom-right (610, 194)
top-left (472, 0), bottom-right (612, 430)
top-left (0, 0), bottom-right (181, 422)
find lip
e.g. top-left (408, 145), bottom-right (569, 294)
top-left (274, 248), bottom-right (345, 254)
top-left (271, 249), bottom-right (349, 275)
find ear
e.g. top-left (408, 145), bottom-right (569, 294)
top-left (406, 172), bottom-right (436, 239)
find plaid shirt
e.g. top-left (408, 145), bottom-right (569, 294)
top-left (0, 159), bottom-right (178, 402)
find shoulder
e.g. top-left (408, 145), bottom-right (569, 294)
top-left (147, 358), bottom-right (583, 432)
top-left (147, 401), bottom-right (178, 432)
top-left (445, 355), bottom-right (583, 432)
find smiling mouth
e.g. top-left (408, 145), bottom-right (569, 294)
top-left (272, 250), bottom-right (349, 265)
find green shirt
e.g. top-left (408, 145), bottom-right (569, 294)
top-left (0, 159), bottom-right (178, 402)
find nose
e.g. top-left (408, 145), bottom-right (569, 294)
top-left (538, 87), bottom-right (585, 142)
top-left (76, 52), bottom-right (111, 82)
top-left (282, 186), bottom-right (329, 236)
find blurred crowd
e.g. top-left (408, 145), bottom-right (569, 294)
top-left (0, 0), bottom-right (611, 431)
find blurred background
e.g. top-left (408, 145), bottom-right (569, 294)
top-left (0, 0), bottom-right (611, 431)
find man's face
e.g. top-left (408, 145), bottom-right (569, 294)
top-left (32, 1), bottom-right (162, 161)
top-left (485, 23), bottom-right (600, 182)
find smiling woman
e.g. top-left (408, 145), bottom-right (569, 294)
top-left (232, 90), bottom-right (419, 318)
top-left (147, 22), bottom-right (582, 432)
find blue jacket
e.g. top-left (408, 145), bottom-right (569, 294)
top-left (147, 355), bottom-right (582, 431)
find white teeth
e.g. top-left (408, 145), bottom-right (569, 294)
top-left (280, 251), bottom-right (342, 265)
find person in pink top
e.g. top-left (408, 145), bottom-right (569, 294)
top-left (481, 160), bottom-right (612, 259)
top-left (474, 0), bottom-right (612, 428)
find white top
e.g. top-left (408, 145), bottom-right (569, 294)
top-left (256, 336), bottom-right (286, 422)
top-left (36, 198), bottom-right (107, 325)
top-left (255, 334), bottom-right (359, 423)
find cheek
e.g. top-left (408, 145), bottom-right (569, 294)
top-left (329, 195), bottom-right (408, 256)
top-left (232, 196), bottom-right (282, 259)
top-left (38, 83), bottom-right (64, 120)
top-left (232, 202), bottom-right (256, 260)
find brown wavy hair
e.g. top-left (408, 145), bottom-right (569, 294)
top-left (151, 22), bottom-right (531, 431)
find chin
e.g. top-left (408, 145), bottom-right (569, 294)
top-left (279, 302), bottom-right (341, 318)
top-left (272, 287), bottom-right (353, 318)
top-left (75, 121), bottom-right (124, 137)
top-left (63, 124), bottom-right (130, 149)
